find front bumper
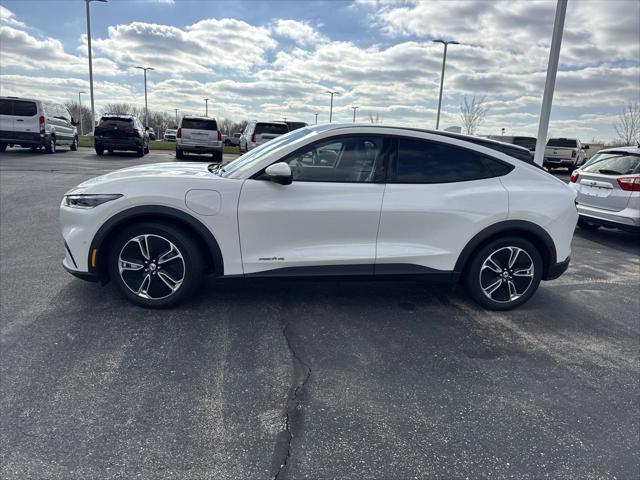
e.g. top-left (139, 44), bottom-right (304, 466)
top-left (63, 258), bottom-right (99, 282)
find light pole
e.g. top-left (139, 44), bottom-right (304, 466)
top-left (203, 98), bottom-right (209, 117)
top-left (78, 91), bottom-right (86, 135)
top-left (533, 0), bottom-right (568, 166)
top-left (433, 39), bottom-right (459, 130)
top-left (174, 108), bottom-right (179, 125)
top-left (314, 113), bottom-right (318, 124)
top-left (351, 106), bottom-right (359, 123)
top-left (135, 66), bottom-right (154, 128)
top-left (325, 90), bottom-right (339, 123)
top-left (85, 0), bottom-right (107, 135)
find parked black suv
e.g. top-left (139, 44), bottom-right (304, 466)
top-left (94, 115), bottom-right (149, 157)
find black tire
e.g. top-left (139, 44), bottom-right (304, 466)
top-left (144, 144), bottom-right (150, 154)
top-left (96, 148), bottom-right (104, 156)
top-left (44, 136), bottom-right (56, 154)
top-left (464, 236), bottom-right (543, 311)
top-left (0, 143), bottom-right (6, 152)
top-left (107, 222), bottom-right (204, 308)
top-left (107, 148), bottom-right (114, 154)
top-left (70, 136), bottom-right (78, 151)
top-left (30, 146), bottom-right (38, 152)
top-left (212, 150), bottom-right (223, 163)
top-left (137, 147), bottom-right (145, 157)
top-left (577, 218), bottom-right (600, 230)
top-left (176, 148), bottom-right (184, 160)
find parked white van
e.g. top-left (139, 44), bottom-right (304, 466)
top-left (0, 96), bottom-right (78, 153)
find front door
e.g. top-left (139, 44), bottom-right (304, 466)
top-left (238, 135), bottom-right (389, 275)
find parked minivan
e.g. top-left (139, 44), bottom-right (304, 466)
top-left (176, 116), bottom-right (223, 162)
top-left (239, 121), bottom-right (289, 152)
top-left (0, 96), bottom-right (78, 153)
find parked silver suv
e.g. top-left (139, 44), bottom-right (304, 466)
top-left (176, 116), bottom-right (223, 162)
top-left (569, 146), bottom-right (639, 233)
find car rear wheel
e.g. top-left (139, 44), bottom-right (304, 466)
top-left (465, 237), bottom-right (542, 311)
top-left (96, 147), bottom-right (104, 156)
top-left (212, 150), bottom-right (223, 163)
top-left (70, 136), bottom-right (78, 151)
top-left (0, 143), bottom-right (6, 152)
top-left (137, 147), bottom-right (145, 157)
top-left (44, 136), bottom-right (56, 154)
top-left (176, 148), bottom-right (184, 160)
top-left (108, 223), bottom-right (204, 308)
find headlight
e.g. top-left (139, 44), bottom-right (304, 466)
top-left (64, 194), bottom-right (122, 209)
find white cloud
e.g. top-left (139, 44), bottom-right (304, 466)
top-left (0, 4), bottom-right (25, 29)
top-left (273, 19), bottom-right (325, 47)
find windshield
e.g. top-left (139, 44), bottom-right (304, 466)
top-left (582, 153), bottom-right (640, 175)
top-left (219, 128), bottom-right (313, 178)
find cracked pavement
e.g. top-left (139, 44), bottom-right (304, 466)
top-left (1, 149), bottom-right (639, 479)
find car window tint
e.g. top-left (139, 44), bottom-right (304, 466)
top-left (13, 101), bottom-right (37, 117)
top-left (284, 137), bottom-right (384, 183)
top-left (181, 119), bottom-right (217, 130)
top-left (393, 139), bottom-right (495, 183)
top-left (0, 99), bottom-right (12, 115)
top-left (99, 117), bottom-right (134, 128)
top-left (255, 123), bottom-right (288, 135)
top-left (582, 154), bottom-right (640, 175)
top-left (547, 138), bottom-right (577, 148)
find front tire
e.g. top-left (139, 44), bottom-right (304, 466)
top-left (577, 218), bottom-right (600, 230)
top-left (464, 237), bottom-right (542, 311)
top-left (0, 143), bottom-right (6, 152)
top-left (96, 147), bottom-right (104, 156)
top-left (108, 223), bottom-right (204, 308)
top-left (44, 136), bottom-right (56, 154)
top-left (70, 136), bottom-right (78, 151)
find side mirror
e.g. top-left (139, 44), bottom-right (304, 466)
top-left (264, 162), bottom-right (293, 185)
top-left (145, 126), bottom-right (149, 131)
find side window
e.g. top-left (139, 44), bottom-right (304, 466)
top-left (392, 139), bottom-right (496, 183)
top-left (0, 99), bottom-right (12, 115)
top-left (13, 101), bottom-right (37, 117)
top-left (281, 137), bottom-right (384, 183)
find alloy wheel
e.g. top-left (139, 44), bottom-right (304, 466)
top-left (479, 246), bottom-right (534, 303)
top-left (118, 234), bottom-right (185, 300)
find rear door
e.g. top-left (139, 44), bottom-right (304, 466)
top-left (181, 118), bottom-right (217, 146)
top-left (12, 100), bottom-right (39, 134)
top-left (575, 152), bottom-right (640, 211)
top-left (376, 138), bottom-right (509, 272)
top-left (254, 122), bottom-right (288, 145)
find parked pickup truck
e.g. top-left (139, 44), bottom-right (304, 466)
top-left (543, 138), bottom-right (588, 172)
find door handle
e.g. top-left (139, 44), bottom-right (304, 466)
top-left (16, 119), bottom-right (24, 122)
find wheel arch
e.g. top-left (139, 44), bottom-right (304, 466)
top-left (89, 205), bottom-right (224, 282)
top-left (454, 220), bottom-right (557, 280)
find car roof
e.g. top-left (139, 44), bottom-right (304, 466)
top-left (596, 145), bottom-right (640, 155)
top-left (305, 124), bottom-right (537, 165)
top-left (182, 115), bottom-right (216, 120)
top-left (101, 114), bottom-right (136, 119)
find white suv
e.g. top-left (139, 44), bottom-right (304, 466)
top-left (0, 96), bottom-right (78, 153)
top-left (60, 125), bottom-right (577, 310)
top-left (239, 121), bottom-right (289, 152)
top-left (176, 116), bottom-right (223, 162)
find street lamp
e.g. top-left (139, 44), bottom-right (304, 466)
top-left (135, 66), bottom-right (154, 128)
top-left (314, 113), bottom-right (318, 124)
top-left (174, 108), bottom-right (179, 125)
top-left (325, 90), bottom-right (339, 123)
top-left (351, 106), bottom-right (359, 123)
top-left (78, 91), bottom-right (86, 135)
top-left (85, 0), bottom-right (107, 135)
top-left (203, 98), bottom-right (209, 117)
top-left (433, 39), bottom-right (459, 130)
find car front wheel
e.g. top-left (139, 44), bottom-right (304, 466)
top-left (45, 136), bottom-right (56, 154)
top-left (465, 237), bottom-right (542, 310)
top-left (108, 223), bottom-right (204, 308)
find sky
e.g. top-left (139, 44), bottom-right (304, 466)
top-left (0, 0), bottom-right (638, 141)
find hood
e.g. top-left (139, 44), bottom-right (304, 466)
top-left (67, 162), bottom-right (218, 195)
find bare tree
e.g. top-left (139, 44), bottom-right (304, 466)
top-left (368, 112), bottom-right (381, 124)
top-left (459, 95), bottom-right (489, 135)
top-left (100, 103), bottom-right (138, 116)
top-left (613, 102), bottom-right (640, 145)
top-left (65, 101), bottom-right (93, 136)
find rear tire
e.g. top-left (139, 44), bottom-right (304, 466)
top-left (0, 143), bottom-right (6, 152)
top-left (577, 218), bottom-right (600, 230)
top-left (70, 136), bottom-right (78, 151)
top-left (44, 136), bottom-right (56, 154)
top-left (176, 148), bottom-right (184, 160)
top-left (108, 148), bottom-right (113, 154)
top-left (96, 148), bottom-right (104, 156)
top-left (137, 147), bottom-right (145, 157)
top-left (464, 236), bottom-right (543, 311)
top-left (212, 150), bottom-right (223, 163)
top-left (107, 222), bottom-right (204, 308)
top-left (144, 144), bottom-right (150, 154)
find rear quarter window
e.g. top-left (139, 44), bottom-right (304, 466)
top-left (181, 119), bottom-right (217, 130)
top-left (0, 99), bottom-right (12, 115)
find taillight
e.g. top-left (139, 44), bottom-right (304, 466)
top-left (571, 149), bottom-right (577, 158)
top-left (570, 170), bottom-right (580, 183)
top-left (251, 133), bottom-right (256, 143)
top-left (39, 115), bottom-right (45, 134)
top-left (617, 176), bottom-right (640, 192)
top-left (217, 130), bottom-right (222, 141)
top-left (176, 128), bottom-right (181, 138)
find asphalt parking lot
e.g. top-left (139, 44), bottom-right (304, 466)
top-left (1, 147), bottom-right (638, 479)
